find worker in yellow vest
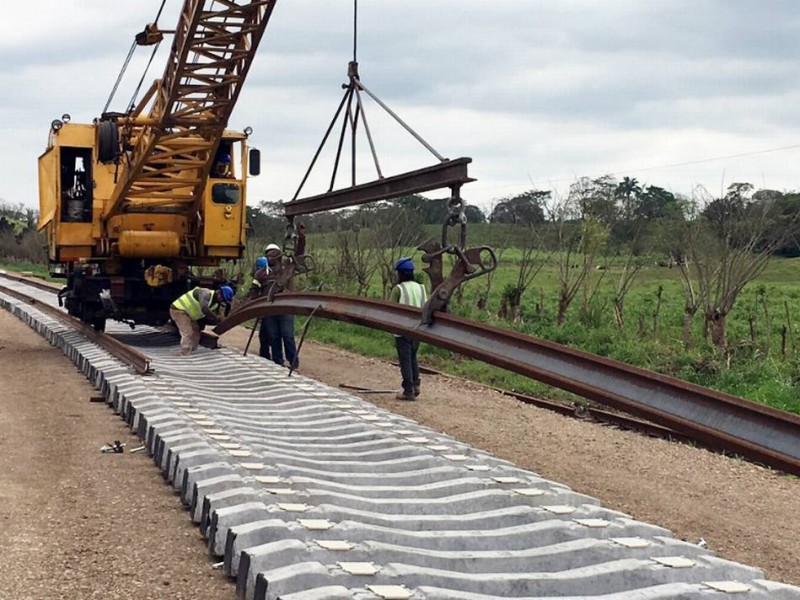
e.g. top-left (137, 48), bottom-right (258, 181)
top-left (170, 285), bottom-right (234, 355)
top-left (390, 257), bottom-right (427, 400)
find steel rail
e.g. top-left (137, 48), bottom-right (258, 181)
top-left (216, 293), bottom-right (800, 476)
top-left (0, 282), bottom-right (152, 375)
top-left (0, 270), bottom-right (62, 293)
top-left (0, 271), bottom-right (220, 350)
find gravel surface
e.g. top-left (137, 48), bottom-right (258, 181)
top-left (1, 304), bottom-right (798, 599)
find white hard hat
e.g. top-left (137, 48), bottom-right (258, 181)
top-left (264, 243), bottom-right (281, 253)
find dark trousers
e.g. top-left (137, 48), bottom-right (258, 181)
top-left (394, 336), bottom-right (420, 396)
top-left (258, 318), bottom-right (272, 360)
top-left (265, 314), bottom-right (297, 367)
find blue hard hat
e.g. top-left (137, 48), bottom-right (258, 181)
top-left (395, 257), bottom-right (414, 272)
top-left (219, 285), bottom-right (234, 302)
top-left (255, 256), bottom-right (267, 270)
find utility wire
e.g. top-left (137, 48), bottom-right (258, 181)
top-left (470, 142), bottom-right (800, 193)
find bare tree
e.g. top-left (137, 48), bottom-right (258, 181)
top-left (612, 221), bottom-right (647, 329)
top-left (372, 207), bottom-right (423, 298)
top-left (611, 254), bottom-right (643, 329)
top-left (546, 193), bottom-right (609, 326)
top-left (476, 214), bottom-right (513, 312)
top-left (498, 221), bottom-right (548, 321)
top-left (336, 225), bottom-right (379, 296)
top-left (680, 183), bottom-right (799, 349)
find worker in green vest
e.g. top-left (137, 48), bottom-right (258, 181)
top-left (170, 285), bottom-right (234, 355)
top-left (390, 257), bottom-right (427, 400)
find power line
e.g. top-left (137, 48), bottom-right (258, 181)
top-left (470, 142), bottom-right (800, 192)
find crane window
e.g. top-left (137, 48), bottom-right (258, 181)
top-left (60, 147), bottom-right (93, 223)
top-left (212, 183), bottom-right (240, 205)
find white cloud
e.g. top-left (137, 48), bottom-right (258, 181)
top-left (3, 0), bottom-right (800, 213)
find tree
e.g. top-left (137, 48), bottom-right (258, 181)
top-left (567, 175), bottom-right (619, 226)
top-left (489, 190), bottom-right (547, 225)
top-left (335, 224), bottom-right (379, 296)
top-left (680, 183), bottom-right (799, 348)
top-left (464, 205), bottom-right (486, 224)
top-left (615, 176), bottom-right (641, 221)
top-left (498, 221), bottom-right (548, 321)
top-left (371, 206), bottom-right (425, 298)
top-left (545, 193), bottom-right (610, 326)
top-left (635, 185), bottom-right (679, 220)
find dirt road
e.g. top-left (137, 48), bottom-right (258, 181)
top-left (0, 310), bottom-right (231, 599)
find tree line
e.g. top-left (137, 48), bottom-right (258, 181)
top-left (0, 201), bottom-right (45, 263)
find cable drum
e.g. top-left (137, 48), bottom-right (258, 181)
top-left (98, 120), bottom-right (119, 164)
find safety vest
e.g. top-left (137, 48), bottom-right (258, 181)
top-left (397, 281), bottom-right (427, 308)
top-left (171, 287), bottom-right (216, 321)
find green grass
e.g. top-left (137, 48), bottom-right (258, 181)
top-left (0, 261), bottom-right (53, 280)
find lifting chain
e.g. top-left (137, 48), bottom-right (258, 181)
top-left (441, 188), bottom-right (467, 251)
top-left (418, 185), bottom-right (497, 324)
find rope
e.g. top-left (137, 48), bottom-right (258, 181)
top-left (102, 0), bottom-right (169, 115)
top-left (353, 0), bottom-right (358, 63)
top-left (103, 41), bottom-right (137, 115)
top-left (127, 40), bottom-right (162, 113)
top-left (154, 0), bottom-right (167, 24)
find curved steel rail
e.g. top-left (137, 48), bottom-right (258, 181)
top-left (0, 281), bottom-right (152, 375)
top-left (217, 293), bottom-right (800, 476)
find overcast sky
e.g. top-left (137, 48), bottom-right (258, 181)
top-left (3, 0), bottom-right (800, 213)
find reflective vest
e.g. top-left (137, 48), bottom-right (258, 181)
top-left (397, 281), bottom-right (427, 308)
top-left (171, 287), bottom-right (216, 321)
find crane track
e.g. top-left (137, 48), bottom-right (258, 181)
top-left (1, 275), bottom-right (800, 599)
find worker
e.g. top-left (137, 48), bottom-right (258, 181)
top-left (245, 255), bottom-right (273, 360)
top-left (263, 243), bottom-right (298, 368)
top-left (170, 285), bottom-right (234, 355)
top-left (390, 257), bottom-right (427, 400)
top-left (212, 148), bottom-right (232, 178)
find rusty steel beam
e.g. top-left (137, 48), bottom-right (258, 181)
top-left (0, 282), bottom-right (152, 375)
top-left (216, 293), bottom-right (800, 476)
top-left (284, 157), bottom-right (474, 217)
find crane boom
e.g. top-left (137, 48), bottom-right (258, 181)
top-left (105, 0), bottom-right (276, 219)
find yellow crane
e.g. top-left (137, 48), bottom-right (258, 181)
top-left (38, 0), bottom-right (276, 330)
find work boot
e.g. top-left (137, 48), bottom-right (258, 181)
top-left (413, 384), bottom-right (421, 397)
top-left (396, 392), bottom-right (416, 401)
